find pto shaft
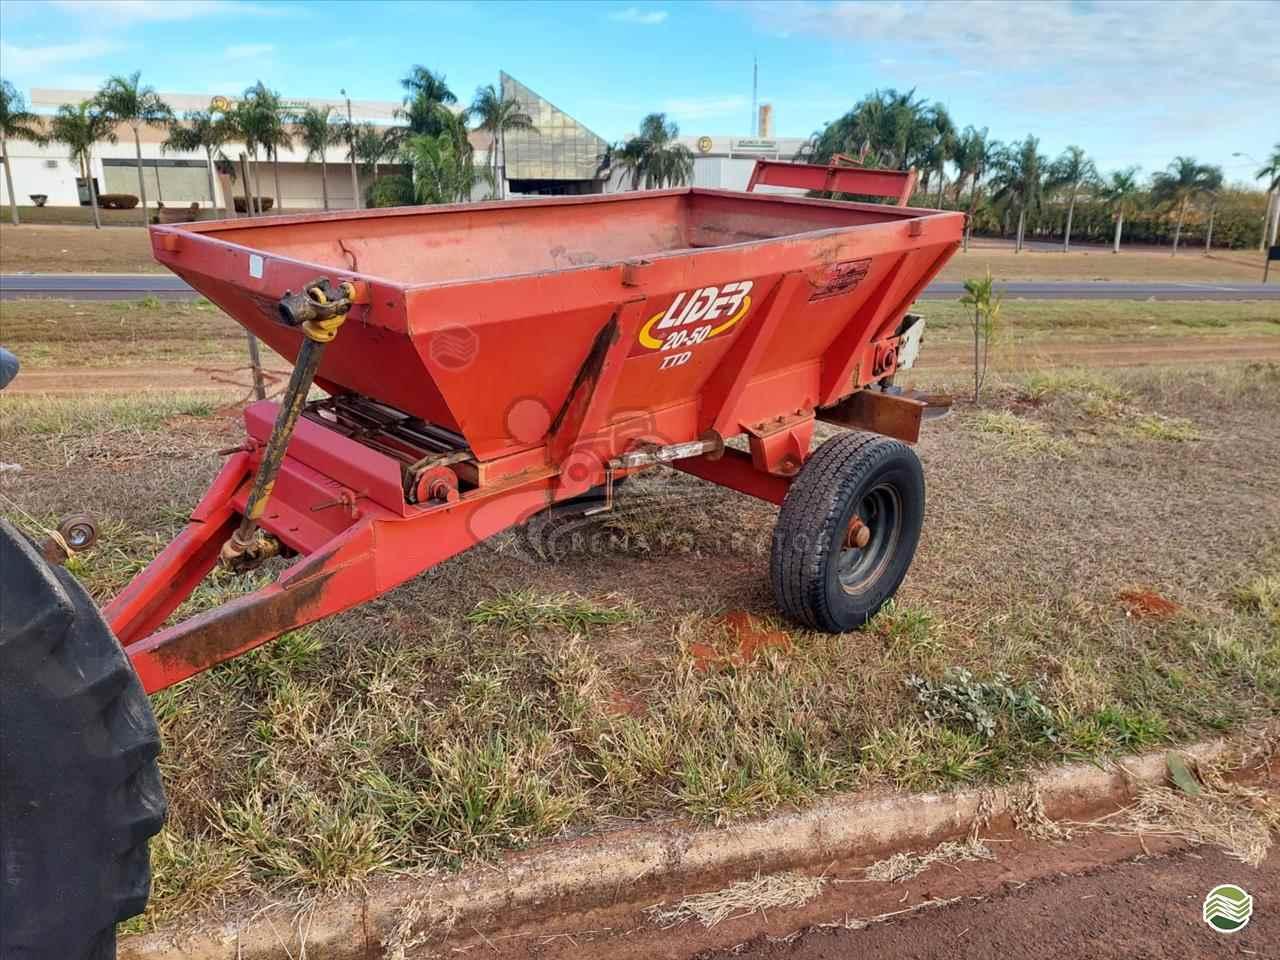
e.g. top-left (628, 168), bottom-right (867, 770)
top-left (220, 279), bottom-right (357, 570)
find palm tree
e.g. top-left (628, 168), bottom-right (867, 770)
top-left (469, 84), bottom-right (535, 200)
top-left (616, 113), bottom-right (694, 190)
top-left (162, 110), bottom-right (229, 216)
top-left (1099, 168), bottom-right (1142, 253)
top-left (94, 72), bottom-right (173, 225)
top-left (988, 135), bottom-right (1046, 253)
top-left (1255, 144), bottom-right (1280, 249)
top-left (1, 80), bottom-right (47, 225)
top-left (296, 106), bottom-right (337, 210)
top-left (242, 83), bottom-right (290, 213)
top-left (1151, 156), bottom-right (1218, 256)
top-left (350, 124), bottom-right (399, 200)
top-left (1049, 145), bottom-right (1096, 252)
top-left (404, 109), bottom-right (479, 205)
top-left (952, 127), bottom-right (994, 250)
top-left (50, 101), bottom-right (115, 229)
top-left (920, 103), bottom-right (955, 206)
top-left (1199, 166), bottom-right (1225, 254)
top-left (399, 66), bottom-right (456, 137)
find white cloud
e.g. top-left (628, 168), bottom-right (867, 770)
top-left (224, 43), bottom-right (275, 60)
top-left (738, 0), bottom-right (1278, 169)
top-left (51, 0), bottom-right (285, 23)
top-left (608, 7), bottom-right (668, 25)
top-left (0, 39), bottom-right (117, 73)
top-left (662, 94), bottom-right (749, 121)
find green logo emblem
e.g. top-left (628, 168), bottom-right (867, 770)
top-left (1203, 884), bottom-right (1253, 932)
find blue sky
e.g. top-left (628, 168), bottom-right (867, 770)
top-left (1, 0), bottom-right (1275, 184)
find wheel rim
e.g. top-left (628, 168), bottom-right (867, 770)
top-left (837, 482), bottom-right (902, 594)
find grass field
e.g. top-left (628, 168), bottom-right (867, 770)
top-left (3, 358), bottom-right (1277, 929)
top-left (2, 298), bottom-right (1276, 379)
top-left (2, 221), bottom-right (1276, 283)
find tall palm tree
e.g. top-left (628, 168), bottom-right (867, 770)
top-left (617, 113), bottom-right (693, 190)
top-left (1255, 143), bottom-right (1280, 249)
top-left (404, 109), bottom-right (479, 205)
top-left (1199, 166), bottom-right (1225, 253)
top-left (162, 110), bottom-right (229, 216)
top-left (399, 66), bottom-right (456, 137)
top-left (952, 127), bottom-right (994, 250)
top-left (1049, 145), bottom-right (1097, 252)
top-left (94, 72), bottom-right (173, 225)
top-left (1151, 156), bottom-right (1218, 256)
top-left (1099, 168), bottom-right (1142, 253)
top-left (242, 83), bottom-right (290, 213)
top-left (989, 135), bottom-right (1046, 253)
top-left (1, 80), bottom-right (47, 225)
top-left (296, 106), bottom-right (337, 210)
top-left (350, 123), bottom-right (398, 200)
top-left (50, 101), bottom-right (115, 229)
top-left (920, 103), bottom-right (956, 206)
top-left (469, 84), bottom-right (535, 200)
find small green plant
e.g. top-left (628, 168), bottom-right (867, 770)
top-left (906, 667), bottom-right (1058, 743)
top-left (1129, 414), bottom-right (1201, 442)
top-left (970, 410), bottom-right (1076, 458)
top-left (138, 294), bottom-right (163, 310)
top-left (467, 590), bottom-right (636, 633)
top-left (960, 270), bottom-right (1003, 404)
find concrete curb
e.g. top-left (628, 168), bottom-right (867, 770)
top-left (120, 739), bottom-right (1232, 959)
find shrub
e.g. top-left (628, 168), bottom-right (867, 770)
top-left (232, 196), bottom-right (274, 213)
top-left (98, 193), bottom-right (139, 209)
top-left (367, 175), bottom-right (415, 208)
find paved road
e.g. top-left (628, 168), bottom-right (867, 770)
top-left (2, 273), bottom-right (1278, 302)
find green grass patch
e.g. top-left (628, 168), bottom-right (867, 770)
top-left (467, 590), bottom-right (639, 633)
top-left (0, 392), bottom-right (217, 437)
top-left (1127, 413), bottom-right (1202, 442)
top-left (969, 410), bottom-right (1076, 458)
top-left (917, 299), bottom-right (1280, 344)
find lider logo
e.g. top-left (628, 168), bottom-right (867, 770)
top-left (1203, 884), bottom-right (1253, 932)
top-left (636, 280), bottom-right (753, 360)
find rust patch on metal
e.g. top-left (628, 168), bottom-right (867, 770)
top-left (808, 257), bottom-right (872, 300)
top-left (150, 569), bottom-right (335, 674)
top-left (547, 312), bottom-right (621, 439)
top-left (818, 389), bottom-right (924, 444)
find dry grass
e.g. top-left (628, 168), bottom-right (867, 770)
top-left (3, 365), bottom-right (1278, 930)
top-left (939, 245), bottom-right (1276, 284)
top-left (919, 299), bottom-right (1280, 347)
top-left (1088, 752), bottom-right (1280, 865)
top-left (3, 222), bottom-right (1272, 281)
top-left (0, 298), bottom-right (251, 368)
top-left (0, 222), bottom-right (162, 272)
top-left (647, 872), bottom-right (827, 928)
top-left (860, 837), bottom-right (995, 883)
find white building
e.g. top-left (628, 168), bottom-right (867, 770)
top-left (2, 88), bottom-right (488, 212)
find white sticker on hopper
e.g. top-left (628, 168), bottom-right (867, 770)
top-left (249, 254), bottom-right (264, 279)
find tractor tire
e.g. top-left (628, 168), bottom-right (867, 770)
top-left (0, 520), bottom-right (166, 960)
top-left (770, 432), bottom-right (925, 633)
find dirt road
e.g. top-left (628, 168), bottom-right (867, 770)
top-left (6, 336), bottom-right (1279, 396)
top-left (711, 846), bottom-right (1275, 960)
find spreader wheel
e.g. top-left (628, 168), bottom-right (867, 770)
top-left (770, 431), bottom-right (924, 632)
top-left (0, 520), bottom-right (166, 960)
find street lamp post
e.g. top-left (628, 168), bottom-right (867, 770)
top-left (342, 89), bottom-right (361, 210)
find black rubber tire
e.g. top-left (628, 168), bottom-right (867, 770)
top-left (770, 432), bottom-right (925, 632)
top-left (0, 520), bottom-right (166, 960)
